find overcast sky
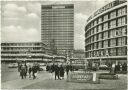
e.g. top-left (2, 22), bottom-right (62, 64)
top-left (1, 0), bottom-right (114, 50)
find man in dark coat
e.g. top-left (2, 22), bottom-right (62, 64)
top-left (59, 65), bottom-right (64, 79)
top-left (51, 63), bottom-right (55, 73)
top-left (122, 62), bottom-right (127, 71)
top-left (24, 63), bottom-right (28, 77)
top-left (18, 63), bottom-right (22, 73)
top-left (28, 65), bottom-right (32, 78)
top-left (54, 63), bottom-right (60, 80)
top-left (20, 64), bottom-right (27, 79)
top-left (32, 64), bottom-right (39, 79)
top-left (66, 64), bottom-right (70, 76)
top-left (46, 65), bottom-right (49, 71)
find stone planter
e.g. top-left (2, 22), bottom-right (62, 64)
top-left (99, 73), bottom-right (118, 79)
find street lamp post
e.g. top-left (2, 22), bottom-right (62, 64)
top-left (26, 49), bottom-right (31, 63)
top-left (52, 56), bottom-right (55, 64)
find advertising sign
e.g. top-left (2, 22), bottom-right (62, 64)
top-left (71, 59), bottom-right (84, 66)
top-left (67, 72), bottom-right (100, 83)
top-left (68, 72), bottom-right (93, 83)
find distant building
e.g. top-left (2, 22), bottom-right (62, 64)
top-left (1, 42), bottom-right (52, 62)
top-left (1, 42), bottom-right (66, 62)
top-left (85, 0), bottom-right (127, 65)
top-left (73, 50), bottom-right (85, 59)
top-left (41, 4), bottom-right (74, 56)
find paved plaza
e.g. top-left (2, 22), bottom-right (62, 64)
top-left (1, 63), bottom-right (127, 90)
top-left (1, 1), bottom-right (127, 90)
top-left (23, 74), bottom-right (127, 90)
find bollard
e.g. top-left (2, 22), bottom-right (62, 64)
top-left (92, 72), bottom-right (100, 84)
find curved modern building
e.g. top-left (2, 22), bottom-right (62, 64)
top-left (85, 0), bottom-right (127, 65)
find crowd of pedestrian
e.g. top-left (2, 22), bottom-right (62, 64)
top-left (17, 61), bottom-right (73, 80)
top-left (17, 61), bottom-right (127, 80)
top-left (114, 62), bottom-right (127, 73)
top-left (18, 62), bottom-right (40, 79)
top-left (46, 63), bottom-right (72, 80)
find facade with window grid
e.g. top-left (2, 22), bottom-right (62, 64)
top-left (85, 0), bottom-right (127, 64)
top-left (41, 4), bottom-right (74, 56)
top-left (1, 42), bottom-right (66, 62)
top-left (1, 42), bottom-right (47, 62)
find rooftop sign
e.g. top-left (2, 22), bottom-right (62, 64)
top-left (52, 6), bottom-right (65, 9)
top-left (87, 0), bottom-right (126, 22)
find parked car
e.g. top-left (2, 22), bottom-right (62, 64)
top-left (8, 63), bottom-right (18, 68)
top-left (91, 66), bottom-right (97, 71)
top-left (39, 66), bottom-right (46, 71)
top-left (99, 65), bottom-right (110, 70)
top-left (39, 63), bottom-right (45, 66)
top-left (39, 63), bottom-right (46, 71)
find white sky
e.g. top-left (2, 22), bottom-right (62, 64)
top-left (1, 0), bottom-right (114, 49)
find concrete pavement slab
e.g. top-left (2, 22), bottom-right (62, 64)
top-left (23, 74), bottom-right (127, 90)
top-left (2, 71), bottom-right (51, 89)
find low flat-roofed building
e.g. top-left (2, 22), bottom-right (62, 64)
top-left (1, 42), bottom-right (66, 63)
top-left (1, 42), bottom-right (51, 62)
